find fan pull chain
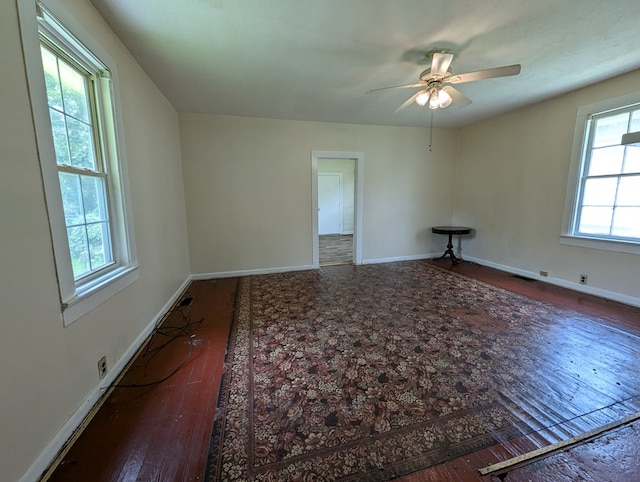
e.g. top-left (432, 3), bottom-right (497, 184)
top-left (428, 110), bottom-right (434, 151)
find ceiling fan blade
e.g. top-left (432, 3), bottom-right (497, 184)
top-left (430, 52), bottom-right (454, 77)
top-left (448, 64), bottom-right (521, 84)
top-left (394, 91), bottom-right (423, 113)
top-left (366, 82), bottom-right (425, 94)
top-left (443, 86), bottom-right (472, 107)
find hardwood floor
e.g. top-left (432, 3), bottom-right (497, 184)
top-left (46, 278), bottom-right (237, 482)
top-left (44, 260), bottom-right (640, 481)
top-left (319, 234), bottom-right (353, 265)
top-left (403, 259), bottom-right (640, 482)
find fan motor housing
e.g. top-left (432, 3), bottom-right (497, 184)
top-left (420, 68), bottom-right (451, 82)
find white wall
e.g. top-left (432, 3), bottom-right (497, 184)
top-left (179, 114), bottom-right (457, 274)
top-left (455, 70), bottom-right (640, 304)
top-left (1, 1), bottom-right (190, 481)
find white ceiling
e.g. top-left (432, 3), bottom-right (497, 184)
top-left (90, 0), bottom-right (640, 128)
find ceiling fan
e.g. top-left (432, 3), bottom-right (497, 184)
top-left (367, 50), bottom-right (521, 112)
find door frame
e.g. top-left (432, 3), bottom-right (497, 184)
top-left (311, 151), bottom-right (364, 268)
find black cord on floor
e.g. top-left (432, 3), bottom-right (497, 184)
top-left (112, 296), bottom-right (204, 388)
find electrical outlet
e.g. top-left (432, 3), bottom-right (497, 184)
top-left (97, 356), bottom-right (107, 379)
top-left (539, 270), bottom-right (548, 277)
top-left (579, 274), bottom-right (588, 285)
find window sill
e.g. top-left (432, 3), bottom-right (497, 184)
top-left (62, 265), bottom-right (140, 326)
top-left (560, 235), bottom-right (640, 256)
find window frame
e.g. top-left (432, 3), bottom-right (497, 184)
top-left (19, 0), bottom-right (138, 325)
top-left (40, 38), bottom-right (117, 283)
top-left (561, 91), bottom-right (640, 256)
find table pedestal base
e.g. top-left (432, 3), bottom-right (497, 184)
top-left (436, 233), bottom-right (463, 264)
top-left (431, 226), bottom-right (471, 265)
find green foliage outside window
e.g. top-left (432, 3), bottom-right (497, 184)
top-left (41, 44), bottom-right (112, 279)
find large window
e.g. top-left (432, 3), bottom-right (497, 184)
top-left (40, 41), bottom-right (114, 280)
top-left (563, 95), bottom-right (640, 253)
top-left (20, 2), bottom-right (138, 324)
top-left (575, 107), bottom-right (640, 239)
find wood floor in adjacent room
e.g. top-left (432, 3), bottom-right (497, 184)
top-left (319, 234), bottom-right (353, 266)
top-left (45, 260), bottom-right (640, 482)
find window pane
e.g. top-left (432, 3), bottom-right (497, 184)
top-left (611, 207), bottom-right (640, 238)
top-left (67, 225), bottom-right (90, 278)
top-left (593, 113), bottom-right (630, 148)
top-left (45, 44), bottom-right (115, 282)
top-left (578, 206), bottom-right (613, 235)
top-left (48, 109), bottom-right (71, 165)
top-left (588, 146), bottom-right (624, 176)
top-left (616, 175), bottom-right (640, 206)
top-left (40, 46), bottom-right (63, 111)
top-left (582, 177), bottom-right (617, 206)
top-left (87, 222), bottom-right (111, 270)
top-left (59, 172), bottom-right (85, 226)
top-left (59, 59), bottom-right (90, 123)
top-left (623, 146), bottom-right (640, 174)
top-left (81, 176), bottom-right (109, 223)
top-left (67, 117), bottom-right (96, 170)
top-left (630, 110), bottom-right (640, 132)
top-left (61, 174), bottom-right (113, 278)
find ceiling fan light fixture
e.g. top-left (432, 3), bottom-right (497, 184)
top-left (428, 89), bottom-right (441, 109)
top-left (439, 89), bottom-right (453, 108)
top-left (427, 87), bottom-right (452, 109)
top-left (368, 51), bottom-right (519, 114)
top-left (415, 90), bottom-right (430, 106)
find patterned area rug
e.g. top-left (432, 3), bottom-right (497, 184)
top-left (206, 261), bottom-right (640, 481)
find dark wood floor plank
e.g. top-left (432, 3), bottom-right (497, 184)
top-left (47, 278), bottom-right (237, 482)
top-left (431, 259), bottom-right (640, 335)
top-left (502, 420), bottom-right (640, 482)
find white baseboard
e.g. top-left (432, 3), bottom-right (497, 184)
top-left (23, 277), bottom-right (191, 482)
top-left (194, 257), bottom-right (439, 275)
top-left (464, 255), bottom-right (640, 309)
top-left (362, 253), bottom-right (437, 265)
top-left (191, 264), bottom-right (315, 280)
top-left (195, 256), bottom-right (640, 308)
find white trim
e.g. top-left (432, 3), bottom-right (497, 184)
top-left (20, 276), bottom-right (191, 482)
top-left (311, 151), bottom-right (364, 268)
top-left (561, 105), bottom-right (589, 237)
top-left (191, 264), bottom-right (315, 280)
top-left (362, 253), bottom-right (436, 265)
top-left (62, 266), bottom-right (140, 325)
top-left (464, 255), bottom-right (640, 309)
top-left (311, 155), bottom-right (319, 265)
top-left (18, 0), bottom-right (72, 301)
top-left (560, 235), bottom-right (640, 255)
top-left (192, 255), bottom-right (448, 278)
top-left (561, 91), bottom-right (640, 251)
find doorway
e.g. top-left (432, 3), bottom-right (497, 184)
top-left (318, 169), bottom-right (351, 265)
top-left (311, 151), bottom-right (364, 268)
